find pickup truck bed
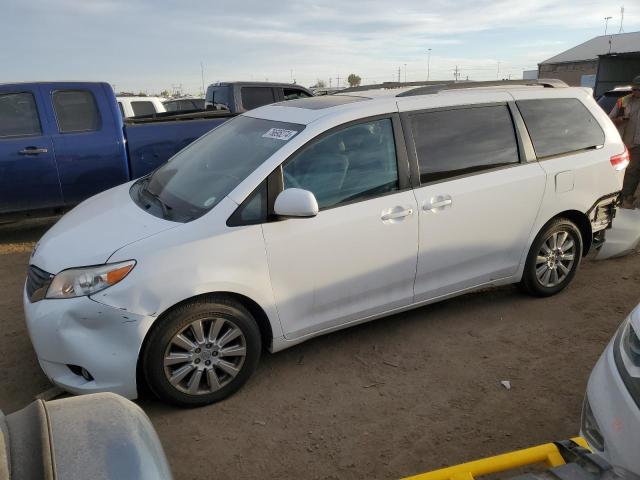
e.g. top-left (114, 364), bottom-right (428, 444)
top-left (124, 112), bottom-right (233, 179)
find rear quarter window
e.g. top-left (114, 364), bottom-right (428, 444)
top-left (517, 98), bottom-right (605, 159)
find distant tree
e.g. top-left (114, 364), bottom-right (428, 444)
top-left (347, 74), bottom-right (361, 87)
top-left (316, 79), bottom-right (327, 88)
top-left (137, 91), bottom-right (148, 97)
top-left (160, 90), bottom-right (170, 97)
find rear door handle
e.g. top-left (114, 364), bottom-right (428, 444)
top-left (19, 147), bottom-right (48, 155)
top-left (423, 196), bottom-right (453, 211)
top-left (381, 208), bottom-right (414, 221)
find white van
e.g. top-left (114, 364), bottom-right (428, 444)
top-left (25, 81), bottom-right (627, 406)
top-left (116, 96), bottom-right (166, 118)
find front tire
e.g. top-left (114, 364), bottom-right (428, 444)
top-left (520, 218), bottom-right (583, 297)
top-left (142, 296), bottom-right (261, 407)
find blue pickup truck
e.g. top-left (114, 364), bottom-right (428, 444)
top-left (0, 81), bottom-right (234, 220)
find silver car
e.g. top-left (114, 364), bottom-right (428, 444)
top-left (583, 304), bottom-right (640, 474)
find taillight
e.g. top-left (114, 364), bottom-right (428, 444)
top-left (611, 147), bottom-right (630, 171)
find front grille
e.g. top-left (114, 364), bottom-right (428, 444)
top-left (26, 265), bottom-right (53, 303)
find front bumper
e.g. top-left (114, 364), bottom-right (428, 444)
top-left (583, 332), bottom-right (640, 474)
top-left (23, 288), bottom-right (156, 399)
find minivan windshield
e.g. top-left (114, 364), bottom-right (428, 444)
top-left (133, 115), bottom-right (304, 221)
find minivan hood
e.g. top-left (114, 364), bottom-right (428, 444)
top-left (31, 182), bottom-right (179, 274)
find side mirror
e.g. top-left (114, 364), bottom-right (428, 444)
top-left (274, 188), bottom-right (319, 218)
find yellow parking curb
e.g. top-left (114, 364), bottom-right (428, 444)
top-left (402, 437), bottom-right (589, 480)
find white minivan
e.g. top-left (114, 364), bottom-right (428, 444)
top-left (25, 81), bottom-right (627, 406)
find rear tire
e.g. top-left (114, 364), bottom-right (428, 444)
top-left (519, 218), bottom-right (583, 297)
top-left (142, 296), bottom-right (261, 407)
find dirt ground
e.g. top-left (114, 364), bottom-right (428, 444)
top-left (1, 218), bottom-right (639, 480)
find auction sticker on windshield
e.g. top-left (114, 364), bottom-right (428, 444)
top-left (262, 128), bottom-right (298, 141)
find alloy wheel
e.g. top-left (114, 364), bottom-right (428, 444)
top-left (163, 317), bottom-right (247, 395)
top-left (535, 230), bottom-right (576, 288)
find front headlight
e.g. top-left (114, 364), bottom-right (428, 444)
top-left (581, 396), bottom-right (605, 452)
top-left (624, 321), bottom-right (640, 366)
top-left (46, 260), bottom-right (136, 299)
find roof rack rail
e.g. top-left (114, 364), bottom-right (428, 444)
top-left (396, 78), bottom-right (569, 97)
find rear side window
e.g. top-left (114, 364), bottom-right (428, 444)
top-left (0, 92), bottom-right (41, 137)
top-left (241, 87), bottom-right (275, 110)
top-left (283, 88), bottom-right (311, 101)
top-left (411, 105), bottom-right (519, 183)
top-left (117, 101), bottom-right (125, 118)
top-left (517, 98), bottom-right (605, 159)
top-left (131, 101), bottom-right (156, 116)
top-left (52, 90), bottom-right (100, 133)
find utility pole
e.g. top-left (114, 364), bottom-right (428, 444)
top-left (404, 63), bottom-right (407, 82)
top-left (397, 66), bottom-right (401, 82)
top-left (336, 75), bottom-right (341, 87)
top-left (497, 61), bottom-right (501, 80)
top-left (427, 48), bottom-right (432, 81)
top-left (329, 78), bottom-right (332, 88)
top-left (290, 69), bottom-right (293, 83)
top-left (453, 65), bottom-right (459, 82)
top-left (200, 62), bottom-right (205, 96)
top-left (619, 6), bottom-right (625, 33)
top-left (604, 16), bottom-right (612, 35)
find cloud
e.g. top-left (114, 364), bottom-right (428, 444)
top-left (2, 0), bottom-right (639, 91)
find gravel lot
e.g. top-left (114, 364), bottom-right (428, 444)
top-left (1, 218), bottom-right (639, 480)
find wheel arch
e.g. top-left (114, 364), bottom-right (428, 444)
top-left (552, 209), bottom-right (592, 256)
top-left (136, 291), bottom-right (275, 393)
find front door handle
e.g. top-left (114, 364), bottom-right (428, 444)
top-left (19, 147), bottom-right (49, 155)
top-left (423, 196), bottom-right (453, 211)
top-left (381, 208), bottom-right (414, 221)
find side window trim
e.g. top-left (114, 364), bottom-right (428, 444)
top-left (0, 91), bottom-right (43, 139)
top-left (508, 101), bottom-right (537, 162)
top-left (401, 102), bottom-right (524, 188)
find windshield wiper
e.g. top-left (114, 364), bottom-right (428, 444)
top-left (137, 177), bottom-right (172, 219)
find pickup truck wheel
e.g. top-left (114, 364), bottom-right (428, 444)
top-left (142, 296), bottom-right (261, 407)
top-left (520, 218), bottom-right (583, 297)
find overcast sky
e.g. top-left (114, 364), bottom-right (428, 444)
top-left (2, 0), bottom-right (640, 94)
